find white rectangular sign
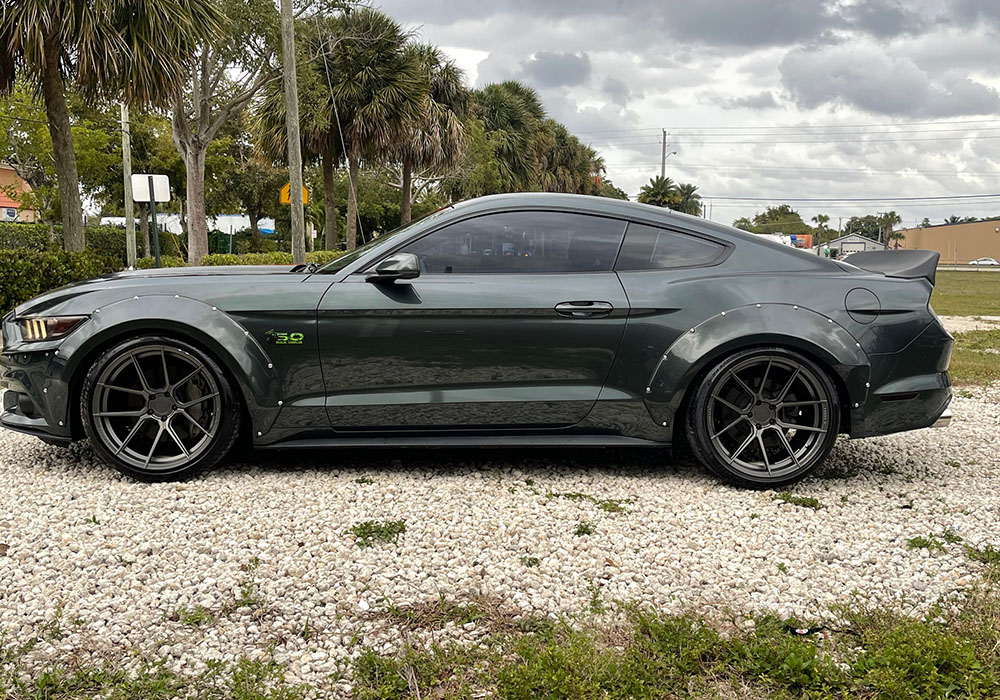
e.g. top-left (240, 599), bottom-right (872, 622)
top-left (131, 174), bottom-right (171, 203)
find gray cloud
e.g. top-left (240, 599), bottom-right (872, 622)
top-left (840, 0), bottom-right (926, 37)
top-left (719, 90), bottom-right (781, 110)
top-left (519, 51), bottom-right (591, 88)
top-left (779, 44), bottom-right (1000, 116)
top-left (601, 76), bottom-right (633, 107)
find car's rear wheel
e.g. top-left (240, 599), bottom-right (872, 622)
top-left (81, 335), bottom-right (241, 481)
top-left (686, 347), bottom-right (840, 488)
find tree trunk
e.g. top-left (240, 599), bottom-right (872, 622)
top-left (321, 147), bottom-right (337, 250)
top-left (346, 153), bottom-right (360, 250)
top-left (138, 203), bottom-right (151, 257)
top-left (40, 34), bottom-right (85, 252)
top-left (400, 158), bottom-right (413, 225)
top-left (184, 146), bottom-right (209, 263)
top-left (249, 212), bottom-right (263, 251)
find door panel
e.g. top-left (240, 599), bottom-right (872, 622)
top-left (317, 273), bottom-right (629, 429)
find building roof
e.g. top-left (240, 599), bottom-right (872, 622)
top-left (816, 233), bottom-right (883, 247)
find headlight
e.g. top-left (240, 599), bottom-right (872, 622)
top-left (18, 316), bottom-right (88, 342)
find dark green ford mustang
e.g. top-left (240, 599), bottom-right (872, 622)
top-left (0, 193), bottom-right (952, 487)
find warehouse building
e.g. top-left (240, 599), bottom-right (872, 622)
top-left (899, 219), bottom-right (1000, 264)
top-left (813, 233), bottom-right (884, 257)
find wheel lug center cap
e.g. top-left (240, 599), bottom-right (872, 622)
top-left (149, 394), bottom-right (173, 417)
top-left (751, 404), bottom-right (773, 425)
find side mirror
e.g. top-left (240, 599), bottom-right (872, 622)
top-left (366, 252), bottom-right (420, 284)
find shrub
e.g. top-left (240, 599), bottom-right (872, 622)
top-left (0, 250), bottom-right (120, 314)
top-left (199, 250), bottom-right (347, 267)
top-left (0, 222), bottom-right (53, 251)
top-left (135, 256), bottom-right (187, 269)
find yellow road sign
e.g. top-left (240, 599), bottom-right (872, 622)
top-left (280, 182), bottom-right (308, 205)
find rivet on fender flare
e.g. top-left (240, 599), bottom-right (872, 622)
top-left (174, 294), bottom-right (179, 298)
top-left (793, 305), bottom-right (798, 310)
top-left (645, 387), bottom-right (651, 393)
top-left (689, 328), bottom-right (695, 333)
top-left (95, 308), bottom-right (100, 314)
top-left (244, 331), bottom-right (249, 336)
top-left (856, 343), bottom-right (861, 348)
top-left (661, 422), bottom-right (667, 426)
top-left (267, 363), bottom-right (273, 369)
top-left (755, 304), bottom-right (761, 308)
top-left (43, 388), bottom-right (47, 393)
top-left (828, 319), bottom-right (833, 323)
top-left (58, 421), bottom-right (64, 426)
top-left (212, 306), bottom-right (217, 311)
top-left (133, 296), bottom-right (139, 300)
top-left (277, 400), bottom-right (283, 406)
top-left (865, 382), bottom-right (870, 388)
top-left (720, 311), bottom-right (726, 316)
top-left (257, 432), bottom-right (262, 437)
top-left (854, 403), bottom-right (860, 408)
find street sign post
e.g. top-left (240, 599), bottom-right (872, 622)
top-left (131, 174), bottom-right (170, 268)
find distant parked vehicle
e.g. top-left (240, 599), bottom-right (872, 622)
top-left (968, 257), bottom-right (999, 266)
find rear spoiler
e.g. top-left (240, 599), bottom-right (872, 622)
top-left (845, 249), bottom-right (940, 286)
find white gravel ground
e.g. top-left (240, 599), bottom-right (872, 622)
top-left (1, 384), bottom-right (998, 690)
top-left (938, 314), bottom-right (1000, 334)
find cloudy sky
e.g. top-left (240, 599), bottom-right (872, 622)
top-left (375, 0), bottom-right (1000, 230)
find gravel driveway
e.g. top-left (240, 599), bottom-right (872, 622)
top-left (2, 374), bottom-right (998, 690)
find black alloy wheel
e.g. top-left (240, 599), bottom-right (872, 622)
top-left (687, 347), bottom-right (840, 487)
top-left (81, 336), bottom-right (241, 481)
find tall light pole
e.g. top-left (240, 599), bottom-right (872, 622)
top-left (660, 130), bottom-right (676, 179)
top-left (120, 104), bottom-right (136, 268)
top-left (280, 0), bottom-right (306, 265)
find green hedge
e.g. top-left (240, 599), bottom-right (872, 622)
top-left (0, 250), bottom-right (120, 315)
top-left (200, 250), bottom-right (346, 266)
top-left (0, 222), bottom-right (182, 263)
top-left (135, 256), bottom-right (188, 269)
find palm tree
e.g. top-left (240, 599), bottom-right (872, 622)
top-left (674, 183), bottom-right (702, 216)
top-left (539, 121), bottom-right (604, 195)
top-left (394, 44), bottom-right (468, 225)
top-left (637, 176), bottom-right (677, 208)
top-left (0, 0), bottom-right (221, 251)
top-left (472, 81), bottom-right (548, 191)
top-left (878, 210), bottom-right (902, 248)
top-left (324, 8), bottom-right (424, 248)
top-left (944, 215), bottom-right (962, 225)
top-left (811, 213), bottom-right (830, 244)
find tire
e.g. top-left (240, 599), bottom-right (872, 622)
top-left (686, 347), bottom-right (840, 488)
top-left (80, 335), bottom-right (241, 482)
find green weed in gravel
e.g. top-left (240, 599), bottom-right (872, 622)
top-left (775, 492), bottom-right (823, 510)
top-left (574, 521), bottom-right (594, 536)
top-left (350, 520), bottom-right (406, 548)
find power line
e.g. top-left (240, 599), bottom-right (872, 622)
top-left (702, 193), bottom-right (1000, 203)
top-left (602, 161), bottom-right (1000, 176)
top-left (576, 117), bottom-right (1000, 135)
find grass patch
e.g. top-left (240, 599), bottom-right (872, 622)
top-left (520, 556), bottom-right (541, 568)
top-left (775, 492), bottom-right (823, 510)
top-left (170, 606), bottom-right (214, 627)
top-left (349, 585), bottom-right (1000, 700)
top-left (950, 329), bottom-right (1000, 385)
top-left (932, 270), bottom-right (1000, 316)
top-left (354, 476), bottom-right (374, 485)
top-left (907, 535), bottom-right (945, 552)
top-left (350, 520), bottom-right (406, 548)
top-left (965, 543), bottom-right (1000, 572)
top-left (574, 521), bottom-right (595, 536)
top-left (547, 491), bottom-right (631, 513)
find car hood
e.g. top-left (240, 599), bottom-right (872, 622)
top-left (13, 265), bottom-right (302, 317)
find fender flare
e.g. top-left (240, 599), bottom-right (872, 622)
top-left (644, 303), bottom-right (870, 429)
top-left (54, 294), bottom-right (282, 434)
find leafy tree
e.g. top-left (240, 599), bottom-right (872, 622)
top-left (844, 214), bottom-right (882, 240)
top-left (943, 215), bottom-right (963, 224)
top-left (0, 0), bottom-right (221, 252)
top-left (637, 176), bottom-right (677, 208)
top-left (170, 0), bottom-right (281, 263)
top-left (539, 120), bottom-right (604, 196)
top-left (440, 116), bottom-right (503, 201)
top-left (674, 182), bottom-right (702, 216)
top-left (323, 8), bottom-right (424, 249)
top-left (921, 217), bottom-right (932, 228)
top-left (596, 178), bottom-right (628, 200)
top-left (734, 205), bottom-right (812, 236)
top-left (391, 44), bottom-right (468, 225)
top-left (878, 210), bottom-right (901, 248)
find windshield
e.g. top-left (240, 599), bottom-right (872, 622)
top-left (316, 207), bottom-right (453, 274)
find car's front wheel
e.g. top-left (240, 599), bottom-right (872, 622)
top-left (686, 347), bottom-right (840, 488)
top-left (81, 335), bottom-right (241, 481)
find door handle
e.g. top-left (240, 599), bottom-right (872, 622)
top-left (554, 301), bottom-right (614, 318)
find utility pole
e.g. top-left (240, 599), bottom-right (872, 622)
top-left (120, 104), bottom-right (136, 268)
top-left (661, 129), bottom-right (667, 179)
top-left (280, 0), bottom-right (306, 265)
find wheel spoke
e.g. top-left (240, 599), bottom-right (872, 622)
top-left (177, 409), bottom-right (211, 438)
top-left (114, 416), bottom-right (151, 456)
top-left (172, 367), bottom-right (202, 392)
top-left (775, 368), bottom-right (800, 403)
top-left (130, 353), bottom-right (153, 393)
top-left (95, 409), bottom-right (147, 418)
top-left (774, 427), bottom-right (801, 468)
top-left (729, 371), bottom-right (756, 400)
top-left (779, 400), bottom-right (826, 408)
top-left (98, 383), bottom-right (146, 397)
top-left (711, 415), bottom-right (747, 440)
top-left (759, 359), bottom-right (772, 400)
top-left (144, 423), bottom-right (165, 468)
top-left (161, 348), bottom-right (171, 391)
top-left (178, 392), bottom-right (219, 409)
top-left (756, 430), bottom-right (772, 475)
top-left (727, 431), bottom-right (756, 464)
top-left (776, 420), bottom-right (826, 434)
top-left (712, 394), bottom-right (749, 414)
top-left (165, 417), bottom-right (190, 457)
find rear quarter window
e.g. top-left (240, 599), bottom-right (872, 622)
top-left (615, 222), bottom-right (725, 270)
